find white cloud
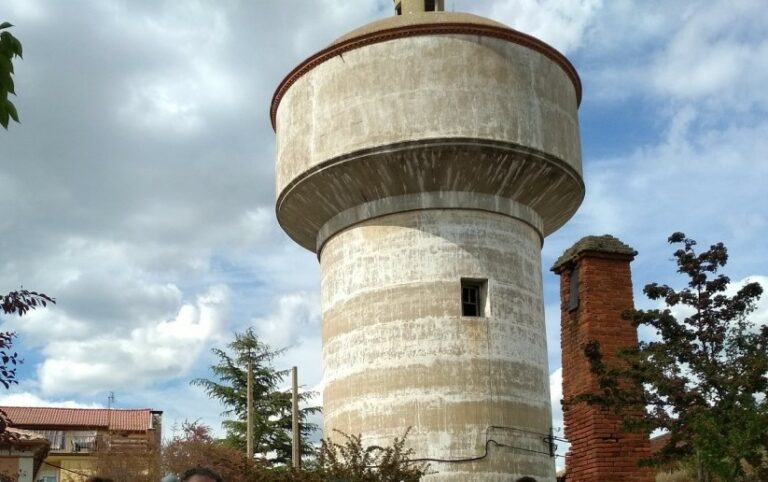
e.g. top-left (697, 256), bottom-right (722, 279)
top-left (252, 292), bottom-right (321, 349)
top-left (33, 284), bottom-right (230, 395)
top-left (482, 0), bottom-right (603, 53)
top-left (0, 392), bottom-right (102, 409)
top-left (3, 0), bottom-right (48, 22)
top-left (744, 276), bottom-right (768, 327)
top-left (649, 0), bottom-right (768, 109)
top-left (564, 109), bottom-right (768, 269)
top-left (549, 368), bottom-right (568, 469)
top-left (570, 0), bottom-right (768, 108)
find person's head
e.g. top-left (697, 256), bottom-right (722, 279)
top-left (85, 478), bottom-right (114, 482)
top-left (181, 467), bottom-right (223, 482)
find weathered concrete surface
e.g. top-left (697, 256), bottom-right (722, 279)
top-left (275, 32), bottom-right (583, 250)
top-left (276, 36), bottom-right (579, 178)
top-left (272, 8), bottom-right (583, 481)
top-left (320, 210), bottom-right (555, 481)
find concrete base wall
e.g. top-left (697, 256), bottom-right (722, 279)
top-left (320, 209), bottom-right (556, 481)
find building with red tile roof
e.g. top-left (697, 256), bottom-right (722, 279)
top-left (0, 428), bottom-right (51, 482)
top-left (0, 406), bottom-right (162, 482)
top-left (2, 407), bottom-right (158, 432)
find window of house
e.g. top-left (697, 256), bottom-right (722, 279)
top-left (70, 430), bottom-right (97, 452)
top-left (461, 279), bottom-right (487, 317)
top-left (425, 0), bottom-right (436, 11)
top-left (38, 476), bottom-right (56, 482)
top-left (38, 430), bottom-right (65, 451)
top-left (568, 267), bottom-right (579, 311)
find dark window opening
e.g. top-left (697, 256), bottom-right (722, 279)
top-left (425, 0), bottom-right (436, 11)
top-left (395, 2), bottom-right (402, 15)
top-left (461, 279), bottom-right (487, 317)
top-left (568, 267), bottom-right (579, 311)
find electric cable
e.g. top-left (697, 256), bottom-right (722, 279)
top-left (407, 425), bottom-right (566, 465)
top-left (42, 460), bottom-right (91, 477)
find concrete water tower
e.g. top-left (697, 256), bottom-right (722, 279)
top-left (271, 1), bottom-right (583, 480)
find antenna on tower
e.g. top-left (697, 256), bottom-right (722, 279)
top-left (107, 391), bottom-right (115, 409)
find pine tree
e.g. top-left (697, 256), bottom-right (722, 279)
top-left (579, 233), bottom-right (767, 481)
top-left (191, 328), bottom-right (321, 465)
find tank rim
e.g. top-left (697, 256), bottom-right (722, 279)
top-left (270, 21), bottom-right (582, 130)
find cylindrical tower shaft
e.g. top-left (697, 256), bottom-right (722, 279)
top-left (322, 209), bottom-right (552, 480)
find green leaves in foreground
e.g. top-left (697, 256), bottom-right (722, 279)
top-left (577, 233), bottom-right (767, 481)
top-left (0, 22), bottom-right (23, 129)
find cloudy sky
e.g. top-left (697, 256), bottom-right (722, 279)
top-left (1, 0), bottom-right (766, 464)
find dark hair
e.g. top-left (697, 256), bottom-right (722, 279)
top-left (181, 467), bottom-right (223, 482)
top-left (85, 478), bottom-right (115, 482)
top-left (516, 478), bottom-right (538, 482)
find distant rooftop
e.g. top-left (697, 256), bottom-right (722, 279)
top-left (1, 406), bottom-right (160, 432)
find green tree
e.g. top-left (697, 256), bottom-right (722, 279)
top-left (0, 22), bottom-right (23, 129)
top-left (0, 24), bottom-right (56, 452)
top-left (0, 290), bottom-right (54, 442)
top-left (191, 328), bottom-right (321, 466)
top-left (314, 431), bottom-right (426, 482)
top-left (160, 421), bottom-right (426, 482)
top-left (579, 233), bottom-right (767, 481)
top-left (162, 421), bottom-right (258, 482)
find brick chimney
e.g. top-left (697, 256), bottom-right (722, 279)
top-left (551, 235), bottom-right (654, 482)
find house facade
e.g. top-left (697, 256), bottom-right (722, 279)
top-left (1, 407), bottom-right (162, 482)
top-left (0, 428), bottom-right (50, 482)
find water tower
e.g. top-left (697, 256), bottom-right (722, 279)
top-left (271, 1), bottom-right (583, 480)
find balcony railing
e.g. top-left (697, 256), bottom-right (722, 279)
top-left (38, 430), bottom-right (99, 453)
top-left (71, 435), bottom-right (97, 453)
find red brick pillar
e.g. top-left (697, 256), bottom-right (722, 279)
top-left (551, 235), bottom-right (654, 482)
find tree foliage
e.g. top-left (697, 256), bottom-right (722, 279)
top-left (0, 22), bottom-right (23, 129)
top-left (162, 421), bottom-right (257, 482)
top-left (314, 431), bottom-right (426, 482)
top-left (94, 443), bottom-right (160, 482)
top-left (191, 328), bottom-right (321, 465)
top-left (161, 421), bottom-right (426, 482)
top-left (0, 290), bottom-right (54, 389)
top-left (580, 233), bottom-right (767, 481)
top-left (0, 289), bottom-right (54, 440)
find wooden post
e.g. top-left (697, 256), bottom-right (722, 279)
top-left (247, 358), bottom-right (254, 460)
top-left (292, 366), bottom-right (300, 468)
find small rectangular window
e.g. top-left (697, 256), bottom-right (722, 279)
top-left (425, 0), bottom-right (436, 11)
top-left (568, 268), bottom-right (579, 311)
top-left (461, 279), bottom-right (487, 317)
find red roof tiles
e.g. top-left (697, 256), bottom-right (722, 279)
top-left (0, 406), bottom-right (157, 432)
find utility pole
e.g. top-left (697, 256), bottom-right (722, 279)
top-left (246, 356), bottom-right (254, 460)
top-left (107, 392), bottom-right (115, 452)
top-left (291, 366), bottom-right (300, 468)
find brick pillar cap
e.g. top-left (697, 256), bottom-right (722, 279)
top-left (551, 234), bottom-right (637, 273)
